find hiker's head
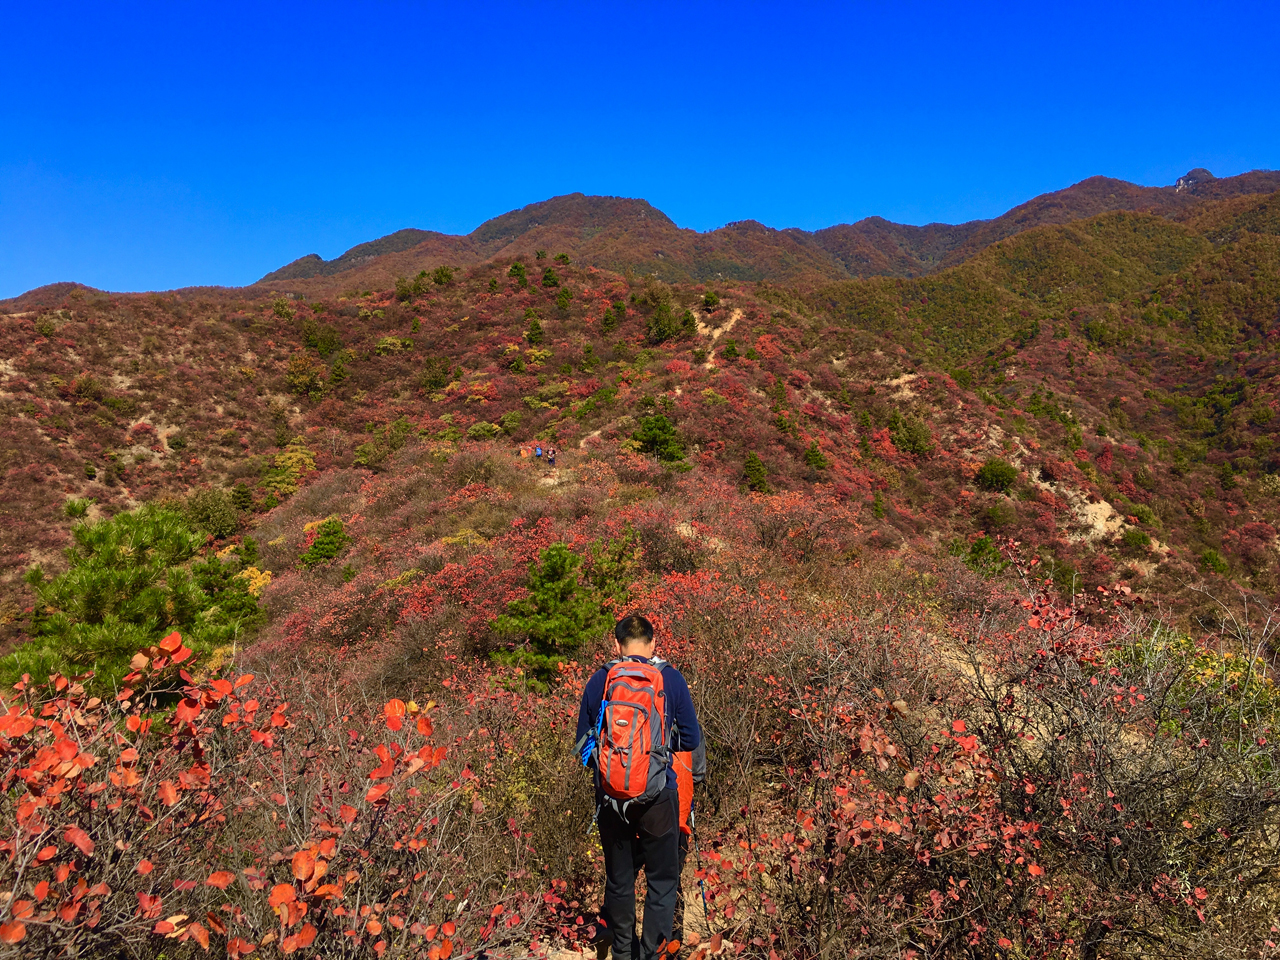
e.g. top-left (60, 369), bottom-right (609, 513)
top-left (614, 614), bottom-right (655, 658)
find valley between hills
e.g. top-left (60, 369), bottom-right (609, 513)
top-left (5, 168), bottom-right (1280, 957)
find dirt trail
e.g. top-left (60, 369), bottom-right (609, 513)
top-left (697, 308), bottom-right (742, 370)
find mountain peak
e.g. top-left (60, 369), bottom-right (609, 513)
top-left (1176, 168), bottom-right (1217, 192)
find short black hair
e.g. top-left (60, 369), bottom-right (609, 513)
top-left (614, 614), bottom-right (654, 649)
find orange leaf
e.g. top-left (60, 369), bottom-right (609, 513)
top-left (159, 631), bottom-right (183, 653)
top-left (189, 921), bottom-right (210, 951)
top-left (206, 871), bottom-right (236, 890)
top-left (367, 919), bottom-right (383, 935)
top-left (235, 673), bottom-right (254, 688)
top-left (0, 921), bottom-right (26, 944)
top-left (366, 783), bottom-right (391, 805)
top-left (268, 884), bottom-right (296, 907)
top-left (385, 699), bottom-right (406, 717)
top-left (33, 881), bottom-right (49, 902)
top-left (206, 912), bottom-right (227, 935)
top-left (158, 781), bottom-right (179, 806)
top-left (442, 921), bottom-right (455, 937)
top-left (137, 859), bottom-right (154, 875)
top-left (291, 849), bottom-right (316, 882)
top-left (64, 825), bottom-right (94, 856)
top-left (1028, 863), bottom-right (1044, 876)
top-left (440, 937), bottom-right (453, 960)
top-left (416, 715), bottom-right (434, 737)
top-left (951, 719), bottom-right (966, 734)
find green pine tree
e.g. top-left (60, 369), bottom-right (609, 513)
top-left (804, 442), bottom-right (829, 470)
top-left (744, 452), bottom-right (769, 492)
top-left (646, 301), bottom-right (678, 344)
top-left (493, 543), bottom-right (613, 686)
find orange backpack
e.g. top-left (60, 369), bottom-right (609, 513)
top-left (594, 658), bottom-right (671, 813)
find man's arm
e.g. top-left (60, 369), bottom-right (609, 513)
top-left (574, 670), bottom-right (606, 758)
top-left (665, 669), bottom-right (701, 752)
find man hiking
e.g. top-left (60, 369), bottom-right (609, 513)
top-left (576, 615), bottom-right (701, 960)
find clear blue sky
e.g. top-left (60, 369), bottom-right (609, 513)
top-left (3, 1), bottom-right (1278, 297)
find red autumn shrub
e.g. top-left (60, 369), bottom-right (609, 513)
top-left (0, 631), bottom-right (562, 957)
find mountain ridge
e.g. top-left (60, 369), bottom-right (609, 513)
top-left (252, 168), bottom-right (1280, 293)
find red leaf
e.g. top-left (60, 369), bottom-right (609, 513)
top-left (0, 922), bottom-right (25, 944)
top-left (64, 825), bottom-right (95, 856)
top-left (137, 859), bottom-right (154, 875)
top-left (206, 870), bottom-right (236, 890)
top-left (442, 921), bottom-right (456, 937)
top-left (158, 781), bottom-right (179, 806)
top-left (1028, 863), bottom-right (1044, 876)
top-left (951, 719), bottom-right (966, 734)
top-left (369, 744), bottom-right (395, 780)
top-left (366, 783), bottom-right (392, 805)
top-left (159, 631), bottom-right (183, 653)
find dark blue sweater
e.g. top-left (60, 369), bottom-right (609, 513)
top-left (575, 656), bottom-right (701, 791)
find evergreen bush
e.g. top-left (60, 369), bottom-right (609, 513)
top-left (976, 458), bottom-right (1019, 492)
top-left (299, 517), bottom-right (352, 568)
top-left (10, 505), bottom-right (262, 692)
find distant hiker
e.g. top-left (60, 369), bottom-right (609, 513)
top-left (535, 445), bottom-right (543, 459)
top-left (576, 615), bottom-right (701, 960)
top-left (548, 447), bottom-right (557, 467)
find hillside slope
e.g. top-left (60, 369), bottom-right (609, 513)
top-left (6, 188), bottom-right (1280, 648)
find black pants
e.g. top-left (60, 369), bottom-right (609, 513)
top-left (671, 830), bottom-right (690, 944)
top-left (599, 787), bottom-right (680, 960)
